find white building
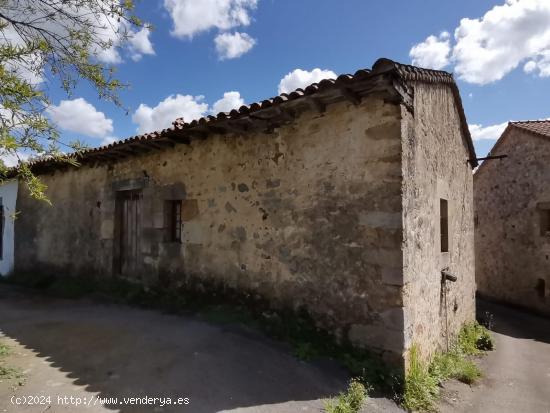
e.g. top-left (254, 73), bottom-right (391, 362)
top-left (0, 180), bottom-right (18, 276)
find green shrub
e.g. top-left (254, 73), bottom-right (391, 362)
top-left (458, 322), bottom-right (494, 355)
top-left (325, 379), bottom-right (368, 413)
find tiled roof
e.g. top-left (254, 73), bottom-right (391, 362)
top-left (511, 120), bottom-right (550, 138)
top-left (24, 58), bottom-right (477, 172)
top-left (475, 120), bottom-right (550, 175)
top-left (371, 59), bottom-right (456, 84)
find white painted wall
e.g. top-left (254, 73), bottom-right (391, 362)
top-left (0, 180), bottom-right (18, 276)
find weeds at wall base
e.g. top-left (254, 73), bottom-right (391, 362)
top-left (1, 272), bottom-right (403, 396)
top-left (402, 322), bottom-right (493, 412)
top-left (0, 342), bottom-right (25, 389)
top-left (324, 379), bottom-right (370, 413)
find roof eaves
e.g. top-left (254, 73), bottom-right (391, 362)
top-left (23, 58), bottom-right (477, 172)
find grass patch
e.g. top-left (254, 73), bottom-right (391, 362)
top-left (430, 352), bottom-right (480, 385)
top-left (0, 340), bottom-right (24, 388)
top-left (402, 346), bottom-right (439, 412)
top-left (0, 343), bottom-right (10, 358)
top-left (403, 323), bottom-right (493, 411)
top-left (0, 364), bottom-right (25, 389)
top-left (2, 272), bottom-right (400, 394)
top-left (0, 365), bottom-right (22, 380)
top-left (324, 379), bottom-right (369, 413)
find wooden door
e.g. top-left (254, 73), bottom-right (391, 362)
top-left (115, 190), bottom-right (142, 277)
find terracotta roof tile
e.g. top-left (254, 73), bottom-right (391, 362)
top-left (22, 58), bottom-right (477, 171)
top-left (511, 120), bottom-right (550, 138)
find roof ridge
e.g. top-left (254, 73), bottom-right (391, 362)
top-left (511, 119), bottom-right (550, 124)
top-left (372, 58), bottom-right (453, 75)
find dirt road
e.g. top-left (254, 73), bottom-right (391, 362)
top-left (0, 285), bottom-right (400, 413)
top-left (3, 284), bottom-right (547, 413)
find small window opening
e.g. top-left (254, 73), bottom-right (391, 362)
top-left (536, 278), bottom-right (546, 299)
top-left (168, 200), bottom-right (182, 243)
top-left (540, 208), bottom-right (550, 236)
top-left (440, 199), bottom-right (449, 253)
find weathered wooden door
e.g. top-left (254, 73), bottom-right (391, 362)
top-left (115, 190), bottom-right (142, 277)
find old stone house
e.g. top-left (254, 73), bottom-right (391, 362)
top-left (6, 59), bottom-right (477, 368)
top-left (475, 120), bottom-right (550, 316)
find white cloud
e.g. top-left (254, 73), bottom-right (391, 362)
top-left (1, 151), bottom-right (30, 168)
top-left (96, 48), bottom-right (122, 64)
top-left (212, 91), bottom-right (245, 113)
top-left (215, 32), bottom-right (256, 60)
top-left (409, 32), bottom-right (451, 70)
top-left (278, 68), bottom-right (337, 94)
top-left (453, 0), bottom-right (550, 84)
top-left (524, 60), bottom-right (538, 73)
top-left (133, 91), bottom-right (248, 133)
top-left (0, 2), bottom-right (155, 70)
top-left (100, 136), bottom-right (119, 146)
top-left (128, 27), bottom-right (155, 61)
top-left (1, 25), bottom-right (45, 84)
top-left (469, 122), bottom-right (509, 141)
top-left (523, 50), bottom-right (550, 77)
top-left (410, 0), bottom-right (550, 84)
top-left (164, 0), bottom-right (258, 38)
top-left (94, 20), bottom-right (156, 64)
top-left (46, 98), bottom-right (113, 138)
top-left (132, 94), bottom-right (209, 134)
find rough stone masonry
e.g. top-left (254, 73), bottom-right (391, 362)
top-left (11, 59), bottom-right (477, 371)
top-left (475, 121), bottom-right (550, 317)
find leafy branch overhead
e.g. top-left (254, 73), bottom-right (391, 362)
top-left (0, 0), bottom-right (147, 198)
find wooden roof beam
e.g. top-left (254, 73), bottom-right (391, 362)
top-left (166, 134), bottom-right (191, 145)
top-left (186, 129), bottom-right (209, 139)
top-left (218, 121), bottom-right (250, 134)
top-left (340, 87), bottom-right (361, 106)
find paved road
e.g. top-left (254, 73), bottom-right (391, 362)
top-left (439, 299), bottom-right (550, 413)
top-left (0, 285), bottom-right (401, 413)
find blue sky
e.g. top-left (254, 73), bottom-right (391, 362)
top-left (44, 0), bottom-right (550, 158)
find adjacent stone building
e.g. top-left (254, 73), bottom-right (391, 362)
top-left (475, 120), bottom-right (550, 316)
top-left (11, 59), bottom-right (478, 368)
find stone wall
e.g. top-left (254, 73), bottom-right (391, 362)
top-left (15, 94), bottom-right (407, 362)
top-left (401, 83), bottom-right (476, 362)
top-left (475, 127), bottom-right (550, 315)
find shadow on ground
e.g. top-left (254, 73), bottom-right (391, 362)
top-left (477, 298), bottom-right (550, 345)
top-left (438, 299), bottom-right (550, 413)
top-left (0, 284), bottom-right (353, 413)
